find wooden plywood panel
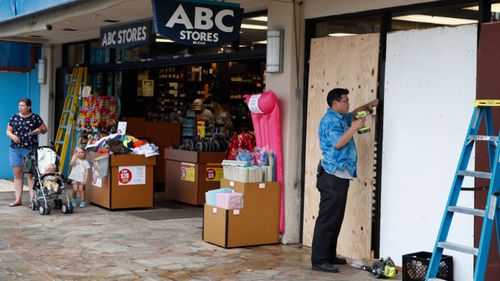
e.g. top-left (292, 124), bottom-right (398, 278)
top-left (303, 34), bottom-right (379, 259)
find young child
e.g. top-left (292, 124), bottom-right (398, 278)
top-left (68, 146), bottom-right (90, 207)
top-left (42, 163), bottom-right (62, 193)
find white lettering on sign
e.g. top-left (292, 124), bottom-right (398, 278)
top-left (215, 9), bottom-right (234, 32)
top-left (102, 26), bottom-right (148, 47)
top-left (195, 7), bottom-right (213, 30)
top-left (166, 4), bottom-right (193, 29)
top-left (165, 3), bottom-right (234, 45)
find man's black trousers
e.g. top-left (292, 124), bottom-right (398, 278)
top-left (311, 166), bottom-right (350, 265)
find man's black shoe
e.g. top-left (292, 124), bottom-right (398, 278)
top-left (330, 257), bottom-right (347, 265)
top-left (312, 262), bottom-right (339, 273)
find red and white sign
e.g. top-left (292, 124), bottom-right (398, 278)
top-left (118, 166), bottom-right (146, 185)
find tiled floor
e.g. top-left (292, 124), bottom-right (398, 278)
top-left (0, 190), bottom-right (401, 280)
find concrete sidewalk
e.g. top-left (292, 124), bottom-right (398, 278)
top-left (0, 179), bottom-right (30, 193)
top-left (0, 191), bottom-right (401, 280)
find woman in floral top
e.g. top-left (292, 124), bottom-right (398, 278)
top-left (6, 98), bottom-right (47, 207)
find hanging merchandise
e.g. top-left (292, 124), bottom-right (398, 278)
top-left (77, 95), bottom-right (118, 145)
top-left (244, 91), bottom-right (284, 233)
top-left (226, 131), bottom-right (256, 160)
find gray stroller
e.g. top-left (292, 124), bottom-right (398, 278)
top-left (25, 145), bottom-right (73, 215)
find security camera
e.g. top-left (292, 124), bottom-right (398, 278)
top-left (46, 24), bottom-right (52, 31)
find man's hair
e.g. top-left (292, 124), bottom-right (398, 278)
top-left (327, 88), bottom-right (349, 107)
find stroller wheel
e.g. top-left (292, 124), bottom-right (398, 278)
top-left (68, 203), bottom-right (74, 214)
top-left (31, 201), bottom-right (38, 211)
top-left (61, 203), bottom-right (70, 214)
top-left (45, 206), bottom-right (51, 215)
top-left (38, 206), bottom-right (45, 215)
top-left (54, 199), bottom-right (62, 209)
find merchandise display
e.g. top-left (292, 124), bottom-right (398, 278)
top-left (76, 95), bottom-right (118, 146)
top-left (244, 91), bottom-right (284, 233)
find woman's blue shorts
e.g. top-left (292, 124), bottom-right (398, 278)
top-left (9, 147), bottom-right (30, 167)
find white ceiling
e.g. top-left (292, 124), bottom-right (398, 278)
top-left (0, 0), bottom-right (269, 44)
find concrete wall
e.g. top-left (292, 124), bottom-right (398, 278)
top-left (266, 0), bottom-right (304, 244)
top-left (382, 24), bottom-right (477, 280)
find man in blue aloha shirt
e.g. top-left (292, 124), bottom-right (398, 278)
top-left (311, 88), bottom-right (374, 273)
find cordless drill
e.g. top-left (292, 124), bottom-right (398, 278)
top-left (354, 109), bottom-right (374, 134)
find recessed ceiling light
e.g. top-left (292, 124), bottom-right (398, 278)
top-left (241, 24), bottom-right (267, 30)
top-left (156, 38), bottom-right (174, 43)
top-left (254, 40), bottom-right (267, 44)
top-left (464, 3), bottom-right (500, 13)
top-left (393, 14), bottom-right (477, 25)
top-left (249, 16), bottom-right (268, 22)
top-left (328, 33), bottom-right (356, 37)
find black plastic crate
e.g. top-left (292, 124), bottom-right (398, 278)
top-left (402, 251), bottom-right (453, 281)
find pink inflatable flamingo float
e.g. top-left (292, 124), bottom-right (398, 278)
top-left (244, 91), bottom-right (284, 233)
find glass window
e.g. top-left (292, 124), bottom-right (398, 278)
top-left (315, 16), bottom-right (381, 38)
top-left (116, 44), bottom-right (151, 63)
top-left (491, 1), bottom-right (500, 21)
top-left (67, 43), bottom-right (85, 66)
top-left (392, 2), bottom-right (479, 31)
top-left (90, 41), bottom-right (110, 65)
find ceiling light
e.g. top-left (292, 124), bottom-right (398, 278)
top-left (241, 24), bottom-right (267, 30)
top-left (249, 16), bottom-right (268, 22)
top-left (254, 40), bottom-right (267, 44)
top-left (393, 14), bottom-right (477, 25)
top-left (464, 3), bottom-right (500, 13)
top-left (328, 33), bottom-right (356, 37)
top-left (156, 38), bottom-right (174, 43)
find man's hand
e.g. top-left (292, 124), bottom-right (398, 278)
top-left (352, 118), bottom-right (365, 130)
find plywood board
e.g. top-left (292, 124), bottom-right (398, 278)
top-left (303, 34), bottom-right (379, 259)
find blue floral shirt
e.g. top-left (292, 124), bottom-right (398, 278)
top-left (8, 113), bottom-right (44, 149)
top-left (318, 108), bottom-right (357, 177)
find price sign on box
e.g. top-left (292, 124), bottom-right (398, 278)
top-left (206, 163), bottom-right (222, 181)
top-left (118, 166), bottom-right (146, 185)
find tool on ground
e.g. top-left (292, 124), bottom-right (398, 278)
top-left (426, 99), bottom-right (500, 281)
top-left (54, 66), bottom-right (87, 174)
top-left (351, 257), bottom-right (397, 279)
top-left (354, 108), bottom-right (374, 134)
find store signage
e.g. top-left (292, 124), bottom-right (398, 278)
top-left (100, 21), bottom-right (152, 48)
top-left (152, 0), bottom-right (243, 46)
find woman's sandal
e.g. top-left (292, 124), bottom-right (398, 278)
top-left (9, 201), bottom-right (22, 207)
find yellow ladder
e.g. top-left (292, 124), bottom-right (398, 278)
top-left (54, 67), bottom-right (87, 172)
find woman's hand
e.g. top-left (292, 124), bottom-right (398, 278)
top-left (11, 134), bottom-right (20, 144)
top-left (28, 128), bottom-right (39, 136)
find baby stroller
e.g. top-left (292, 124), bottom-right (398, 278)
top-left (24, 144), bottom-right (73, 215)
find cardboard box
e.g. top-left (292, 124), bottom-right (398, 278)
top-left (203, 180), bottom-right (280, 248)
top-left (86, 152), bottom-right (156, 210)
top-left (164, 149), bottom-right (225, 205)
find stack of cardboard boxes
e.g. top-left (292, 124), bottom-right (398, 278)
top-left (203, 179), bottom-right (280, 248)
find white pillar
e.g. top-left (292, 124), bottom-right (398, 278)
top-left (266, 0), bottom-right (304, 244)
top-left (39, 44), bottom-right (55, 145)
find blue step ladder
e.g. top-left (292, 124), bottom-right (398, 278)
top-left (426, 100), bottom-right (500, 281)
